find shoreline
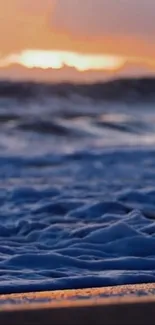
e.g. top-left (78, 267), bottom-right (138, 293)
top-left (0, 283), bottom-right (155, 324)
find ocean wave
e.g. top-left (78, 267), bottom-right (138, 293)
top-left (0, 80), bottom-right (155, 294)
top-left (0, 77), bottom-right (155, 102)
top-left (0, 148), bottom-right (154, 293)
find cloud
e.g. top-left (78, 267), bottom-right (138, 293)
top-left (0, 0), bottom-right (154, 62)
top-left (52, 0), bottom-right (155, 40)
top-left (18, 0), bottom-right (53, 14)
top-left (0, 0), bottom-right (54, 54)
top-left (0, 0), bottom-right (52, 14)
top-left (0, 60), bottom-right (154, 83)
top-left (0, 63), bottom-right (114, 82)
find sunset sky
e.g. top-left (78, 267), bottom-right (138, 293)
top-left (0, 0), bottom-right (155, 82)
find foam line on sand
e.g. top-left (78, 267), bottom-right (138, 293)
top-left (0, 283), bottom-right (155, 324)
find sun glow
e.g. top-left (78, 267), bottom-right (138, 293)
top-left (1, 50), bottom-right (125, 71)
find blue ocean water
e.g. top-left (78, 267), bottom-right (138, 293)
top-left (1, 80), bottom-right (155, 294)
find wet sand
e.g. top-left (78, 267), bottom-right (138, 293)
top-left (0, 283), bottom-right (155, 324)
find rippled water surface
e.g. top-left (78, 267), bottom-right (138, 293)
top-left (1, 81), bottom-right (155, 293)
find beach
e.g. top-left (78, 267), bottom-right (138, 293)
top-left (0, 283), bottom-right (155, 324)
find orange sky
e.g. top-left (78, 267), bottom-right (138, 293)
top-left (0, 0), bottom-right (155, 81)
